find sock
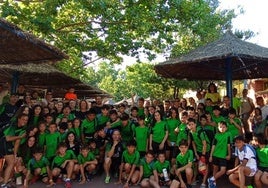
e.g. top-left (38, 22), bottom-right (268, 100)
top-left (210, 176), bottom-right (215, 181)
top-left (65, 178), bottom-right (70, 182)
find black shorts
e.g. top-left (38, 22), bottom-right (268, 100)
top-left (0, 137), bottom-right (13, 157)
top-left (152, 141), bottom-right (166, 154)
top-left (258, 166), bottom-right (268, 173)
top-left (212, 156), bottom-right (227, 167)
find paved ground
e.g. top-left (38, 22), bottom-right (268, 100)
top-left (18, 173), bottom-right (268, 188)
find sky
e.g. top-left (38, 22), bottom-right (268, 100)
top-left (121, 0), bottom-right (268, 67)
top-left (219, 0), bottom-right (268, 48)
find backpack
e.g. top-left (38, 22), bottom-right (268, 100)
top-left (197, 127), bottom-right (215, 147)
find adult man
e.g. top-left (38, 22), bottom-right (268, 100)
top-left (256, 96), bottom-right (268, 121)
top-left (240, 89), bottom-right (254, 134)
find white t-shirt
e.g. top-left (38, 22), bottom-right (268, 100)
top-left (235, 144), bottom-right (257, 176)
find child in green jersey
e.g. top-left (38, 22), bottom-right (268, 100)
top-left (153, 151), bottom-right (171, 186)
top-left (212, 105), bottom-right (225, 125)
top-left (134, 115), bottom-right (149, 158)
top-left (77, 145), bottom-right (98, 184)
top-left (252, 134), bottom-right (268, 188)
top-left (37, 121), bottom-right (47, 149)
top-left (51, 142), bottom-right (78, 188)
top-left (172, 139), bottom-right (193, 188)
top-left (166, 108), bottom-right (181, 161)
top-left (81, 109), bottom-right (97, 144)
top-left (118, 114), bottom-right (136, 146)
top-left (226, 108), bottom-right (243, 142)
top-left (139, 150), bottom-right (159, 188)
top-left (188, 118), bottom-right (210, 188)
top-left (117, 140), bottom-right (140, 187)
top-left (24, 147), bottom-right (54, 188)
top-left (44, 123), bottom-right (60, 162)
top-left (208, 121), bottom-right (231, 188)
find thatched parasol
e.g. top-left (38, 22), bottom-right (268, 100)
top-left (155, 32), bottom-right (268, 97)
top-left (0, 18), bottom-right (68, 64)
top-left (0, 63), bottom-right (111, 98)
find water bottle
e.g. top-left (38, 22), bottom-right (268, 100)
top-left (162, 168), bottom-right (169, 182)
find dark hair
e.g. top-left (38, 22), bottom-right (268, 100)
top-left (207, 83), bottom-right (217, 93)
top-left (59, 122), bottom-right (68, 130)
top-left (86, 108), bottom-right (96, 115)
top-left (131, 106), bottom-right (139, 112)
top-left (57, 142), bottom-right (67, 149)
top-left (218, 121), bottom-right (227, 127)
top-left (187, 118), bottom-right (196, 124)
top-left (138, 115), bottom-right (145, 120)
top-left (253, 133), bottom-right (266, 145)
top-left (146, 150), bottom-right (155, 156)
top-left (179, 139), bottom-right (188, 147)
top-left (228, 108), bottom-right (236, 115)
top-left (120, 113), bottom-right (129, 121)
top-left (80, 144), bottom-right (89, 151)
top-left (199, 114), bottom-right (207, 121)
top-left (109, 109), bottom-right (117, 115)
top-left (101, 104), bottom-right (110, 110)
top-left (126, 139), bottom-right (137, 147)
top-left (33, 146), bottom-right (44, 154)
top-left (234, 135), bottom-right (245, 142)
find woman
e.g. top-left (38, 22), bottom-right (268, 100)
top-left (205, 83), bottom-right (221, 105)
top-left (149, 110), bottom-right (169, 155)
top-left (65, 131), bottom-right (81, 157)
top-left (75, 100), bottom-right (89, 120)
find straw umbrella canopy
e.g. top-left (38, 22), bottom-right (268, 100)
top-left (0, 18), bottom-right (68, 64)
top-left (155, 32), bottom-right (268, 97)
top-left (0, 63), bottom-right (111, 98)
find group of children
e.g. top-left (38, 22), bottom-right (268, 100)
top-left (0, 95), bottom-right (268, 188)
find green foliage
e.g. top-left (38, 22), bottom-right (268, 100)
top-left (1, 0), bottom-right (235, 77)
top-left (0, 0), bottom-right (248, 99)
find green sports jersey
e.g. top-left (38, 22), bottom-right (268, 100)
top-left (139, 158), bottom-right (155, 178)
top-left (256, 146), bottom-right (268, 168)
top-left (122, 150), bottom-right (140, 165)
top-left (77, 152), bottom-right (95, 165)
top-left (27, 156), bottom-right (50, 171)
top-left (151, 121), bottom-right (167, 143)
top-left (45, 132), bottom-right (60, 160)
top-left (226, 118), bottom-right (242, 141)
top-left (97, 114), bottom-right (109, 127)
top-left (176, 123), bottom-right (188, 146)
top-left (153, 160), bottom-right (170, 173)
top-left (120, 121), bottom-right (135, 143)
top-left (57, 113), bottom-right (75, 121)
top-left (134, 126), bottom-right (149, 152)
top-left (138, 107), bottom-right (145, 117)
top-left (81, 118), bottom-right (97, 135)
top-left (166, 118), bottom-right (180, 142)
top-left (3, 124), bottom-right (26, 137)
top-left (52, 150), bottom-right (77, 168)
top-left (38, 132), bottom-right (47, 149)
top-left (212, 115), bottom-right (226, 124)
top-left (176, 149), bottom-right (194, 167)
top-left (190, 127), bottom-right (211, 153)
top-left (212, 131), bottom-right (231, 158)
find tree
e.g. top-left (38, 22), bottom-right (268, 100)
top-left (0, 0), bottom-right (235, 80)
